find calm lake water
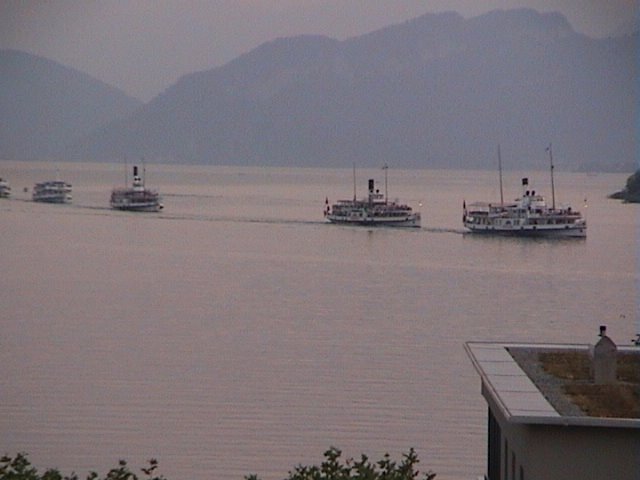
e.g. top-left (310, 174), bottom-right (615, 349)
top-left (1, 161), bottom-right (637, 480)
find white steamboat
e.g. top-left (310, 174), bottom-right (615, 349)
top-left (463, 145), bottom-right (586, 238)
top-left (0, 177), bottom-right (11, 198)
top-left (110, 165), bottom-right (163, 212)
top-left (325, 165), bottom-right (420, 228)
top-left (32, 180), bottom-right (72, 203)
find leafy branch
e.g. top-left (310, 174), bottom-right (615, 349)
top-left (0, 455), bottom-right (164, 480)
top-left (247, 447), bottom-right (435, 480)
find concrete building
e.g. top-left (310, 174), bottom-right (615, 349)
top-left (465, 329), bottom-right (639, 480)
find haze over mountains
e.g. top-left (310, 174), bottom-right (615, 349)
top-left (0, 50), bottom-right (142, 161)
top-left (1, 8), bottom-right (636, 171)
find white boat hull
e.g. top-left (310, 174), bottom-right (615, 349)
top-left (327, 214), bottom-right (421, 228)
top-left (110, 199), bottom-right (163, 212)
top-left (463, 221), bottom-right (586, 237)
top-left (33, 193), bottom-right (72, 203)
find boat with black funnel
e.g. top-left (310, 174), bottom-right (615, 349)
top-left (463, 145), bottom-right (586, 237)
top-left (110, 165), bottom-right (163, 212)
top-left (325, 165), bottom-right (421, 227)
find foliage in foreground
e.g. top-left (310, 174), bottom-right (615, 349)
top-left (0, 454), bottom-right (164, 480)
top-left (1, 447), bottom-right (435, 480)
top-left (247, 447), bottom-right (435, 480)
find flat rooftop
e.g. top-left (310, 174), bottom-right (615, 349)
top-left (465, 342), bottom-right (640, 429)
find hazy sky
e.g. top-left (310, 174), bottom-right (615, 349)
top-left (1, 0), bottom-right (637, 101)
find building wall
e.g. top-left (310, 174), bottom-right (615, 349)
top-left (522, 425), bottom-right (639, 480)
top-left (484, 388), bottom-right (640, 480)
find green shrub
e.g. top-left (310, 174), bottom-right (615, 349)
top-left (0, 455), bottom-right (164, 480)
top-left (247, 446), bottom-right (435, 480)
top-left (1, 448), bottom-right (435, 480)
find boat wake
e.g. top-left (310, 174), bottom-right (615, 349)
top-left (161, 192), bottom-right (223, 200)
top-left (7, 198), bottom-right (467, 233)
top-left (422, 227), bottom-right (467, 235)
top-left (156, 212), bottom-right (325, 226)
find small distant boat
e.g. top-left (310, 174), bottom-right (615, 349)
top-left (110, 165), bottom-right (163, 212)
top-left (325, 165), bottom-right (421, 228)
top-left (32, 180), bottom-right (72, 203)
top-left (463, 145), bottom-right (586, 238)
top-left (0, 177), bottom-right (11, 198)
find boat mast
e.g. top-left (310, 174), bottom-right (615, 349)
top-left (382, 163), bottom-right (388, 204)
top-left (497, 144), bottom-right (504, 207)
top-left (547, 143), bottom-right (555, 209)
top-left (352, 162), bottom-right (356, 202)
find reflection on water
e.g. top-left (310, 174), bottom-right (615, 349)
top-left (0, 162), bottom-right (636, 480)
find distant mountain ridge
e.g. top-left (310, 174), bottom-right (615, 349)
top-left (0, 49), bottom-right (142, 161)
top-left (5, 9), bottom-right (638, 171)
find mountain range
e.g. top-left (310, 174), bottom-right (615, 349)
top-left (0, 49), bottom-right (141, 161)
top-left (1, 8), bottom-right (637, 171)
